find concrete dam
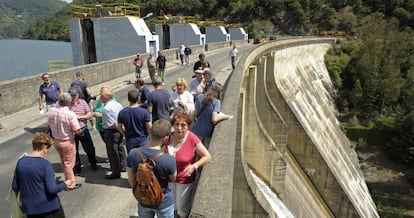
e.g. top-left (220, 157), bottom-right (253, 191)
top-left (191, 38), bottom-right (379, 217)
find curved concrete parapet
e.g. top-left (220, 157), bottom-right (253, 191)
top-left (191, 38), bottom-right (379, 217)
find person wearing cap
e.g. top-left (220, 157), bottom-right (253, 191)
top-left (38, 73), bottom-right (62, 112)
top-left (70, 71), bottom-right (95, 129)
top-left (68, 87), bottom-right (98, 174)
top-left (203, 69), bottom-right (217, 93)
top-left (189, 69), bottom-right (205, 98)
top-left (133, 53), bottom-right (144, 79)
top-left (47, 93), bottom-right (81, 189)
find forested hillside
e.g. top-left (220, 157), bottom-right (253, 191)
top-left (0, 0), bottom-right (66, 38)
top-left (4, 0), bottom-right (414, 41)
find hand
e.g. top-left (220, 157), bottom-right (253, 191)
top-left (183, 164), bottom-right (196, 177)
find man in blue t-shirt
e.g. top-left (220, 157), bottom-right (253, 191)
top-left (147, 76), bottom-right (173, 122)
top-left (127, 119), bottom-right (176, 218)
top-left (134, 78), bottom-right (150, 109)
top-left (70, 71), bottom-right (92, 103)
top-left (38, 73), bottom-right (62, 111)
top-left (118, 90), bottom-right (152, 153)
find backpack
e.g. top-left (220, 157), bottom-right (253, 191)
top-left (184, 47), bottom-right (192, 55)
top-left (70, 80), bottom-right (86, 100)
top-left (133, 148), bottom-right (165, 206)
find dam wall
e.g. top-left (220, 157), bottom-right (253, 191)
top-left (191, 38), bottom-right (378, 217)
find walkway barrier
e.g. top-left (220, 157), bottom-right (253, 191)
top-left (0, 40), bottom-right (242, 117)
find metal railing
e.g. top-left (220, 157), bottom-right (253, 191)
top-left (157, 15), bottom-right (195, 24)
top-left (69, 3), bottom-right (140, 18)
top-left (48, 59), bottom-right (73, 72)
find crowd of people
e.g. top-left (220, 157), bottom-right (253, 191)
top-left (10, 49), bottom-right (236, 218)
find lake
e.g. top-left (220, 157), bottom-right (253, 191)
top-left (0, 39), bottom-right (72, 82)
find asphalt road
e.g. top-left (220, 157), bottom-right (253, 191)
top-left (0, 44), bottom-right (255, 218)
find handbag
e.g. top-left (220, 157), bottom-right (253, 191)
top-left (5, 189), bottom-right (27, 218)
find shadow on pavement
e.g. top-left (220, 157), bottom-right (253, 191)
top-left (51, 154), bottom-right (130, 188)
top-left (24, 126), bottom-right (48, 134)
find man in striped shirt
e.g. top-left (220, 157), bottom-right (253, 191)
top-left (47, 93), bottom-right (81, 189)
top-left (68, 87), bottom-right (98, 175)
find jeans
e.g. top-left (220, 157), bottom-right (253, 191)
top-left (138, 203), bottom-right (174, 218)
top-left (135, 68), bottom-right (142, 78)
top-left (231, 56), bottom-right (237, 70)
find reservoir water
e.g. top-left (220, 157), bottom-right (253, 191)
top-left (0, 39), bottom-right (72, 82)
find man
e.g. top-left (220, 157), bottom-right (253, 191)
top-left (70, 71), bottom-right (92, 102)
top-left (118, 90), bottom-right (152, 153)
top-left (38, 73), bottom-right (62, 112)
top-left (68, 87), bottom-right (98, 174)
top-left (70, 71), bottom-right (95, 129)
top-left (156, 51), bottom-right (167, 83)
top-left (127, 119), bottom-right (176, 218)
top-left (178, 44), bottom-right (185, 65)
top-left (184, 45), bottom-right (192, 65)
top-left (101, 88), bottom-right (127, 179)
top-left (203, 69), bottom-right (217, 93)
top-left (189, 69), bottom-right (205, 98)
top-left (147, 53), bottom-right (157, 83)
top-left (47, 93), bottom-right (81, 189)
top-left (193, 53), bottom-right (211, 73)
top-left (133, 53), bottom-right (144, 79)
top-left (229, 44), bottom-right (239, 70)
top-left (134, 78), bottom-right (151, 108)
top-left (147, 76), bottom-right (173, 122)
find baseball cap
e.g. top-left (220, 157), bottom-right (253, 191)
top-left (194, 69), bottom-right (204, 74)
top-left (203, 69), bottom-right (213, 76)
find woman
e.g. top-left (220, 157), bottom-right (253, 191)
top-left (170, 78), bottom-right (195, 116)
top-left (12, 133), bottom-right (72, 218)
top-left (191, 83), bottom-right (232, 146)
top-left (166, 112), bottom-right (211, 218)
